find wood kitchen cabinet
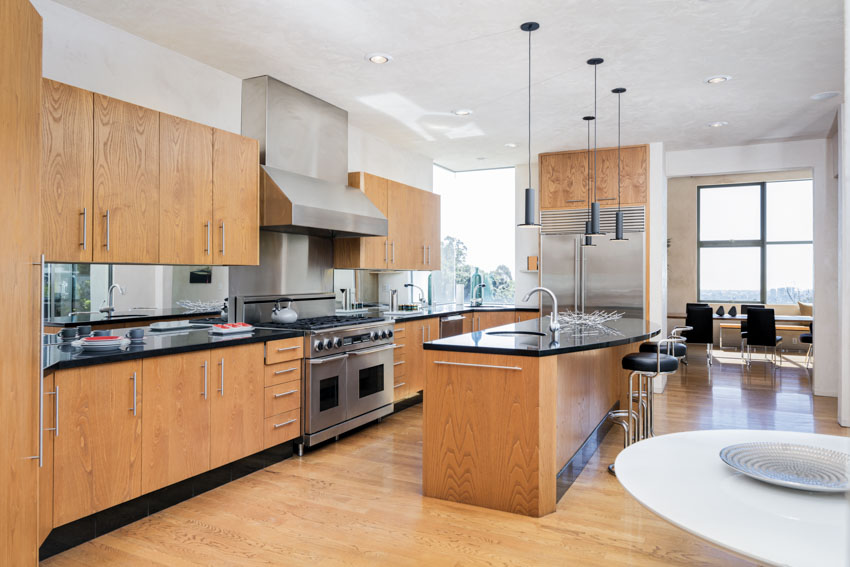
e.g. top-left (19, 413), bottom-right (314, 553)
top-left (540, 144), bottom-right (648, 210)
top-left (41, 79), bottom-right (94, 263)
top-left (209, 343), bottom-right (264, 468)
top-left (141, 351), bottom-right (211, 493)
top-left (392, 323), bottom-right (410, 401)
top-left (515, 310), bottom-right (539, 323)
top-left (159, 114), bottom-right (214, 265)
top-left (39, 373), bottom-right (56, 545)
top-left (334, 172), bottom-right (390, 269)
top-left (93, 94), bottom-right (160, 263)
top-left (212, 129), bottom-right (260, 266)
top-left (406, 317), bottom-right (440, 395)
top-left (53, 360), bottom-right (143, 526)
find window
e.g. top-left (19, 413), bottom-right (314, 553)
top-left (697, 180), bottom-right (813, 304)
top-left (432, 165), bottom-right (516, 304)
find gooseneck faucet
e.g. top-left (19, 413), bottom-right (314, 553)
top-left (522, 287), bottom-right (560, 333)
top-left (470, 283), bottom-right (486, 307)
top-left (100, 283), bottom-right (126, 314)
top-left (404, 283), bottom-right (426, 304)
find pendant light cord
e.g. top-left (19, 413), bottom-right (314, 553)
top-left (593, 64), bottom-right (598, 203)
top-left (528, 29), bottom-right (531, 190)
top-left (617, 91), bottom-right (621, 211)
top-left (586, 119), bottom-right (591, 221)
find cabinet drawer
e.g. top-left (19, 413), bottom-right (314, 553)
top-left (393, 378), bottom-right (410, 402)
top-left (264, 408), bottom-right (300, 448)
top-left (264, 380), bottom-right (301, 417)
top-left (393, 352), bottom-right (407, 378)
top-left (265, 337), bottom-right (303, 365)
top-left (264, 361), bottom-right (302, 387)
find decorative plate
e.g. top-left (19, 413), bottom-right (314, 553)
top-left (720, 442), bottom-right (850, 493)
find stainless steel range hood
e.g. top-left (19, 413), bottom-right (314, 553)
top-left (242, 75), bottom-right (387, 238)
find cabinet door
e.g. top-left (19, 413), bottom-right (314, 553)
top-left (387, 181), bottom-right (420, 269)
top-left (209, 343), bottom-right (264, 468)
top-left (595, 148), bottom-right (620, 205)
top-left (408, 318), bottom-right (438, 394)
top-left (141, 351), bottom-right (211, 494)
top-left (53, 361), bottom-right (143, 526)
top-left (212, 129), bottom-right (259, 266)
top-left (42, 79), bottom-right (94, 263)
top-left (619, 145), bottom-right (648, 205)
top-left (515, 310), bottom-right (539, 323)
top-left (93, 94), bottom-right (159, 263)
top-left (540, 151), bottom-right (589, 210)
top-left (360, 172), bottom-right (389, 268)
top-left (422, 189), bottom-right (441, 270)
top-left (39, 373), bottom-right (55, 545)
top-left (159, 114), bottom-right (213, 264)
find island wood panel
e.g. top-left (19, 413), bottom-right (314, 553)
top-left (209, 343), bottom-right (264, 468)
top-left (0, 3), bottom-right (41, 562)
top-left (41, 79), bottom-right (94, 263)
top-left (93, 94), bottom-right (159, 263)
top-left (212, 129), bottom-right (259, 266)
top-left (159, 114), bottom-right (213, 265)
top-left (141, 351), bottom-right (211, 494)
top-left (555, 342), bottom-right (639, 469)
top-left (39, 373), bottom-right (55, 546)
top-left (540, 150), bottom-right (588, 210)
top-left (423, 350), bottom-right (557, 517)
top-left (53, 360), bottom-right (143, 526)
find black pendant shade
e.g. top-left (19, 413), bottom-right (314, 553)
top-left (517, 22), bottom-right (541, 228)
top-left (611, 87), bottom-right (629, 241)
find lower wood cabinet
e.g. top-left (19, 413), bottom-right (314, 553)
top-left (392, 323), bottom-right (409, 401)
top-left (516, 310), bottom-right (539, 323)
top-left (406, 317), bottom-right (440, 396)
top-left (39, 373), bottom-right (56, 545)
top-left (53, 360), bottom-right (143, 526)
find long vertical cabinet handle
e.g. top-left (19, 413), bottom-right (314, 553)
top-left (129, 372), bottom-right (137, 416)
top-left (29, 254), bottom-right (45, 466)
top-left (391, 242), bottom-right (395, 264)
top-left (423, 246), bottom-right (426, 265)
top-left (574, 237), bottom-right (580, 312)
top-left (202, 360), bottom-right (208, 399)
top-left (218, 358), bottom-right (224, 396)
top-left (80, 208), bottom-right (87, 250)
top-left (220, 222), bottom-right (226, 256)
top-left (384, 240), bottom-right (388, 264)
top-left (427, 246), bottom-right (431, 265)
top-left (205, 221), bottom-right (211, 256)
top-left (103, 210), bottom-right (110, 251)
top-left (45, 386), bottom-right (58, 437)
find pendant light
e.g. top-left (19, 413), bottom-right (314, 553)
top-left (517, 21), bottom-right (541, 228)
top-left (586, 57), bottom-right (604, 235)
top-left (581, 115), bottom-right (595, 247)
top-left (611, 87), bottom-right (629, 241)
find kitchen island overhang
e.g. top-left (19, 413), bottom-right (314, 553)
top-left (422, 316), bottom-right (660, 517)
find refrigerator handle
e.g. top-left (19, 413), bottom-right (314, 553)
top-left (574, 237), bottom-right (580, 312)
top-left (580, 237), bottom-right (586, 313)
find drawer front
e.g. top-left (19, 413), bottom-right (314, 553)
top-left (393, 377), bottom-right (410, 402)
top-left (264, 408), bottom-right (300, 448)
top-left (265, 337), bottom-right (303, 365)
top-left (264, 380), bottom-right (301, 417)
top-left (264, 360), bottom-right (302, 387)
top-left (393, 351), bottom-right (407, 378)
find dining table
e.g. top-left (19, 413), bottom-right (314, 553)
top-left (614, 429), bottom-right (850, 567)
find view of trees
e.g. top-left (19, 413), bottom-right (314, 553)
top-left (440, 236), bottom-right (515, 304)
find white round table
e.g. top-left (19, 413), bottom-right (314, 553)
top-left (615, 430), bottom-right (850, 567)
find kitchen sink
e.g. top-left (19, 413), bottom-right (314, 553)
top-left (486, 330), bottom-right (546, 337)
top-left (466, 305), bottom-right (508, 310)
top-left (106, 313), bottom-right (149, 318)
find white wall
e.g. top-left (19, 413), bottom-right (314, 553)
top-left (349, 125), bottom-right (434, 191)
top-left (514, 164), bottom-right (540, 307)
top-left (666, 138), bottom-right (837, 398)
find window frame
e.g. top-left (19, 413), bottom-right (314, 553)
top-left (696, 180), bottom-right (813, 304)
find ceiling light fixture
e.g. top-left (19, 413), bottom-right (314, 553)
top-left (366, 53), bottom-right (392, 64)
top-left (505, 142), bottom-right (518, 148)
top-left (707, 121), bottom-right (728, 128)
top-left (581, 115), bottom-right (596, 247)
top-left (452, 109), bottom-right (473, 116)
top-left (586, 57), bottom-right (604, 236)
top-left (611, 88), bottom-right (628, 242)
top-left (705, 75), bottom-right (732, 84)
top-left (517, 21), bottom-right (541, 228)
top-left (811, 91), bottom-right (841, 101)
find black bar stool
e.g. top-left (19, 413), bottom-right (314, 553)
top-left (607, 336), bottom-right (682, 475)
top-left (801, 331), bottom-right (813, 368)
top-left (639, 325), bottom-right (692, 368)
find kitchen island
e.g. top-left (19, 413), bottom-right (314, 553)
top-left (422, 316), bottom-right (659, 517)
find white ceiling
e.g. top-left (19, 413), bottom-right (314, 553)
top-left (55, 0), bottom-right (844, 171)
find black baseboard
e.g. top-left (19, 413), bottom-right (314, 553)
top-left (393, 391), bottom-right (423, 412)
top-left (40, 441), bottom-right (296, 561)
top-left (555, 401), bottom-right (619, 501)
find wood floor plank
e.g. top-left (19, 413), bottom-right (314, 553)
top-left (43, 348), bottom-right (846, 566)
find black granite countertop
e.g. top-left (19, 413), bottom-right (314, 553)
top-left (339, 304), bottom-right (538, 323)
top-left (44, 307), bottom-right (223, 327)
top-left (423, 316), bottom-right (660, 357)
top-left (43, 326), bottom-right (303, 372)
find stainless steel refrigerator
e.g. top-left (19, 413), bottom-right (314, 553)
top-left (540, 207), bottom-right (646, 319)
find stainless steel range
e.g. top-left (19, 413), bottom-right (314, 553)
top-left (242, 295), bottom-right (395, 453)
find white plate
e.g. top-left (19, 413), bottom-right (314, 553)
top-left (72, 338), bottom-right (130, 351)
top-left (720, 442), bottom-right (850, 493)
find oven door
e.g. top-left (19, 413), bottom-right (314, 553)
top-left (345, 344), bottom-right (394, 420)
top-left (305, 353), bottom-right (348, 434)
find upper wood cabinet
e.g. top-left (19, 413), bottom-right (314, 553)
top-left (93, 94), bottom-right (160, 263)
top-left (212, 129), bottom-right (260, 266)
top-left (540, 144), bottom-right (648, 210)
top-left (41, 79), bottom-right (94, 263)
top-left (334, 173), bottom-right (441, 271)
top-left (159, 114), bottom-right (214, 265)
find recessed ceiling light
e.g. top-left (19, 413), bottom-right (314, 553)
top-left (452, 109), bottom-right (473, 116)
top-left (811, 91), bottom-right (841, 101)
top-left (476, 157), bottom-right (487, 160)
top-left (504, 143), bottom-right (517, 148)
top-left (366, 53), bottom-right (392, 64)
top-left (705, 75), bottom-right (732, 84)
top-left (707, 121), bottom-right (728, 128)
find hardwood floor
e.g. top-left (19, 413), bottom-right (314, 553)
top-left (42, 348), bottom-right (847, 566)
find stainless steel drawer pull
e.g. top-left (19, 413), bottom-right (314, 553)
top-left (80, 208), bottom-right (87, 249)
top-left (205, 221), bottom-right (211, 255)
top-left (104, 210), bottom-right (111, 251)
top-left (273, 389), bottom-right (298, 398)
top-left (202, 360), bottom-right (208, 399)
top-left (393, 343), bottom-right (405, 349)
top-left (218, 359), bottom-right (224, 396)
top-left (394, 361), bottom-right (405, 366)
top-left (566, 199), bottom-right (585, 203)
top-left (276, 346), bottom-right (300, 352)
top-left (45, 386), bottom-right (58, 437)
top-left (274, 367), bottom-right (298, 375)
top-left (273, 418), bottom-right (297, 429)
top-left (433, 361), bottom-right (522, 371)
top-left (394, 382), bottom-right (406, 388)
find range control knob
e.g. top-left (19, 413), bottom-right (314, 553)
top-left (387, 329), bottom-right (394, 338)
top-left (380, 330), bottom-right (388, 339)
top-left (322, 338), bottom-right (332, 351)
top-left (332, 337), bottom-right (342, 348)
top-left (369, 331), bottom-right (379, 341)
top-left (314, 340), bottom-right (324, 351)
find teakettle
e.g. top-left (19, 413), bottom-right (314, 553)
top-left (271, 298), bottom-right (298, 324)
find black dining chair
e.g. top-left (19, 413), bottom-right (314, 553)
top-left (800, 323), bottom-right (813, 368)
top-left (682, 305), bottom-right (714, 365)
top-left (738, 304), bottom-right (764, 360)
top-left (745, 307), bottom-right (782, 367)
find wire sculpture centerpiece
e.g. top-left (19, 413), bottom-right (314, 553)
top-left (556, 309), bottom-right (625, 337)
top-left (176, 299), bottom-right (225, 313)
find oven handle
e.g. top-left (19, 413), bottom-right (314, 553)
top-left (348, 345), bottom-right (396, 356)
top-left (309, 353), bottom-right (348, 365)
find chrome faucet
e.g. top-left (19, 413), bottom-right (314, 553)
top-left (522, 287), bottom-right (560, 333)
top-left (404, 283), bottom-right (426, 305)
top-left (470, 283), bottom-right (486, 307)
top-left (100, 283), bottom-right (126, 314)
